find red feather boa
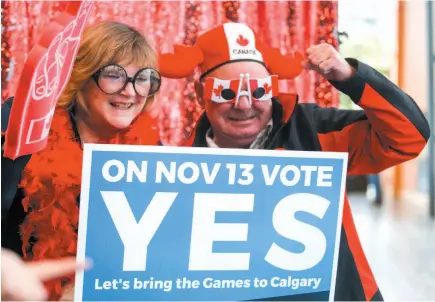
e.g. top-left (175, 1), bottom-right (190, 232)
top-left (19, 106), bottom-right (160, 300)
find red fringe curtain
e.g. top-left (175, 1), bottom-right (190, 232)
top-left (1, 1), bottom-right (338, 145)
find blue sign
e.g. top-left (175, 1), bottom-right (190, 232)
top-left (75, 144), bottom-right (348, 301)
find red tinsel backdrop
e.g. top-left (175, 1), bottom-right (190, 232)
top-left (1, 1), bottom-right (338, 145)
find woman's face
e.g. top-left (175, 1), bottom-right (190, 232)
top-left (80, 63), bottom-right (155, 132)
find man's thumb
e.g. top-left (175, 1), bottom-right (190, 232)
top-left (301, 59), bottom-right (314, 70)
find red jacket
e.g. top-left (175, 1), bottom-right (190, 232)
top-left (180, 58), bottom-right (430, 301)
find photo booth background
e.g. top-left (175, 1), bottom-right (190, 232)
top-left (1, 1), bottom-right (338, 145)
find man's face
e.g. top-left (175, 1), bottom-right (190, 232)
top-left (200, 61), bottom-right (273, 148)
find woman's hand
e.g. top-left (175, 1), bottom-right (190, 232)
top-left (1, 248), bottom-right (89, 301)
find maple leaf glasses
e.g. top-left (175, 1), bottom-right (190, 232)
top-left (92, 64), bottom-right (162, 97)
top-left (203, 74), bottom-right (279, 105)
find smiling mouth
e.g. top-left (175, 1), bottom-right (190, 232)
top-left (228, 116), bottom-right (256, 121)
top-left (110, 102), bottom-right (133, 109)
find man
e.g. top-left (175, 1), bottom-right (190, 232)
top-left (159, 22), bottom-right (430, 301)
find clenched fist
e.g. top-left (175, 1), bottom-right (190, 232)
top-left (302, 43), bottom-right (355, 82)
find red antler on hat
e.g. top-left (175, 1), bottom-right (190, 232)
top-left (159, 22), bottom-right (303, 80)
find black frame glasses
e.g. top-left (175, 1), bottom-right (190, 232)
top-left (92, 64), bottom-right (162, 97)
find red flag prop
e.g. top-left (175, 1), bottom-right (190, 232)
top-left (3, 1), bottom-right (93, 160)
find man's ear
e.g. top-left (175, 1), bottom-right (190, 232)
top-left (194, 81), bottom-right (204, 106)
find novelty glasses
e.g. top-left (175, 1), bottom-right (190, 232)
top-left (203, 74), bottom-right (279, 105)
top-left (92, 64), bottom-right (161, 97)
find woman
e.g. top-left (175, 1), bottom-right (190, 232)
top-left (1, 20), bottom-right (162, 300)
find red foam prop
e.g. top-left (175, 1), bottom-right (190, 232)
top-left (3, 1), bottom-right (93, 160)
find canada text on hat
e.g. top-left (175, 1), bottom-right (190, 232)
top-left (159, 22), bottom-right (303, 80)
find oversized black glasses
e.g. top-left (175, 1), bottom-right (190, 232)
top-left (92, 64), bottom-right (161, 97)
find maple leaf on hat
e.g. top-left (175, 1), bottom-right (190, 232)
top-left (236, 35), bottom-right (249, 46)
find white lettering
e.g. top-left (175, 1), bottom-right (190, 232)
top-left (261, 165), bottom-right (334, 187)
top-left (312, 278), bottom-right (321, 289)
top-left (238, 164), bottom-right (254, 185)
top-left (202, 277), bottom-right (250, 289)
top-left (126, 161), bottom-right (147, 183)
top-left (102, 160), bottom-right (125, 182)
top-left (280, 165), bottom-right (300, 186)
top-left (270, 277), bottom-right (322, 290)
top-left (226, 163), bottom-right (236, 185)
top-left (318, 166), bottom-right (333, 187)
top-left (265, 193), bottom-right (329, 271)
top-left (261, 164), bottom-right (281, 185)
top-left (95, 278), bottom-right (130, 290)
top-left (133, 277), bottom-right (172, 291)
top-left (101, 160), bottom-right (148, 183)
top-left (155, 162), bottom-right (222, 185)
top-left (155, 161), bottom-right (176, 183)
top-left (201, 163), bottom-right (221, 184)
top-left (226, 163), bottom-right (254, 185)
top-left (300, 165), bottom-right (316, 186)
top-left (95, 278), bottom-right (103, 290)
top-left (177, 162), bottom-right (200, 184)
top-left (100, 191), bottom-right (178, 271)
top-left (189, 193), bottom-right (254, 271)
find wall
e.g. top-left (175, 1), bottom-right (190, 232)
top-left (403, 0), bottom-right (429, 113)
top-left (381, 0), bottom-right (432, 194)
